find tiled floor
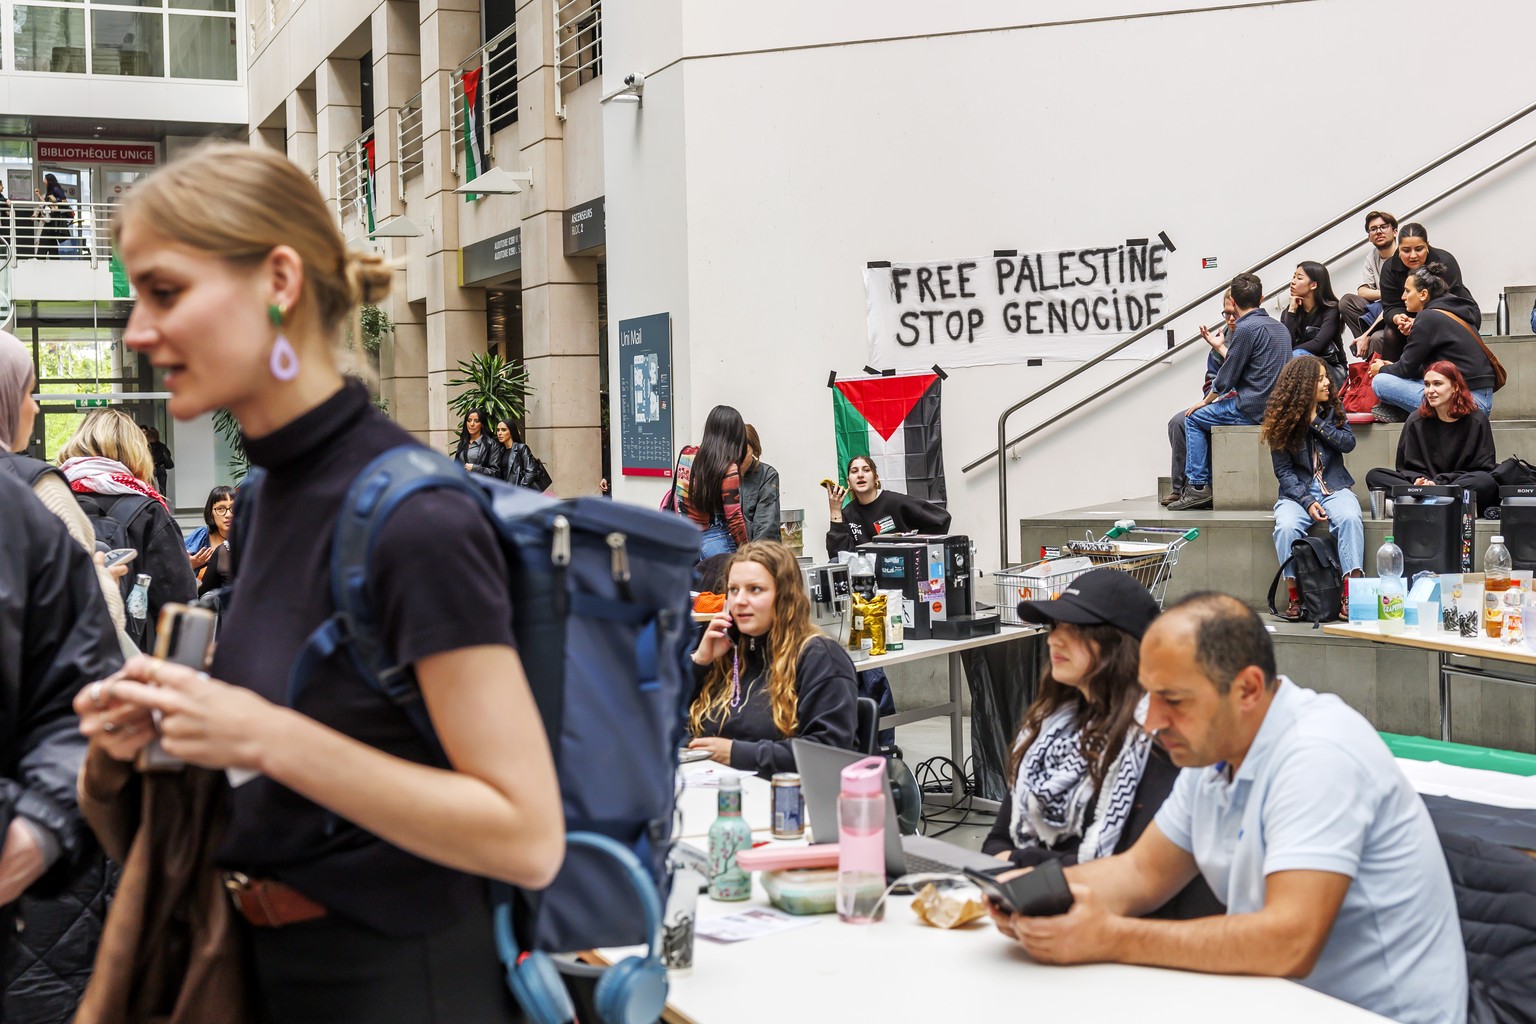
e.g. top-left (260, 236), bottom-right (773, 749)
top-left (892, 716), bottom-right (996, 851)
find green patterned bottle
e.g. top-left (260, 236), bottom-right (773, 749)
top-left (707, 776), bottom-right (753, 901)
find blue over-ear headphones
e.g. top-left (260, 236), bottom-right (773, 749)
top-left (496, 832), bottom-right (670, 1024)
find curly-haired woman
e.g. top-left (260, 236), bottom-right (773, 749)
top-left (687, 539), bottom-right (859, 776)
top-left (1365, 360), bottom-right (1499, 515)
top-left (1261, 355), bottom-right (1364, 620)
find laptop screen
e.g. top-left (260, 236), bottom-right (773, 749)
top-left (791, 738), bottom-right (906, 877)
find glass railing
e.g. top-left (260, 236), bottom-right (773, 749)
top-left (11, 0), bottom-right (239, 82)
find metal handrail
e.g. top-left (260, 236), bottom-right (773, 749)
top-left (398, 92), bottom-right (424, 200)
top-left (553, 0), bottom-right (601, 119)
top-left (3, 200), bottom-right (117, 267)
top-left (336, 128), bottom-right (374, 223)
top-left (974, 98), bottom-right (1536, 566)
top-left (449, 23), bottom-right (516, 178)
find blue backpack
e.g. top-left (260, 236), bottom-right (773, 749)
top-left (245, 445), bottom-right (699, 1023)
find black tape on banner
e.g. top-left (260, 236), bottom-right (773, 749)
top-left (1167, 329), bottom-right (1176, 350)
top-left (1125, 238), bottom-right (1149, 248)
top-left (827, 371), bottom-right (837, 389)
top-left (931, 364), bottom-right (948, 380)
top-left (881, 369), bottom-right (896, 377)
top-left (1027, 358), bottom-right (1044, 367)
top-left (862, 365), bottom-right (881, 376)
top-left (1158, 230), bottom-right (1177, 252)
top-left (867, 261), bottom-right (891, 269)
top-left (993, 249), bottom-right (1018, 258)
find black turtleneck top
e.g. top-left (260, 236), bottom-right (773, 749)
top-left (213, 381), bottom-right (515, 937)
top-left (691, 632), bottom-right (859, 777)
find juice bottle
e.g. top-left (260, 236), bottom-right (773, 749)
top-left (1484, 535), bottom-right (1512, 638)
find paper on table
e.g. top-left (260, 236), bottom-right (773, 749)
top-left (679, 763), bottom-right (757, 787)
top-left (695, 907), bottom-right (821, 943)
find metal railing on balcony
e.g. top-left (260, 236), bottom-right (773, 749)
top-left (553, 0), bottom-right (601, 120)
top-left (397, 93), bottom-right (425, 200)
top-left (1, 201), bottom-right (118, 268)
top-left (449, 24), bottom-right (518, 179)
top-left (336, 129), bottom-right (375, 225)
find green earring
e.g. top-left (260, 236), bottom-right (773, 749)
top-left (268, 303), bottom-right (283, 327)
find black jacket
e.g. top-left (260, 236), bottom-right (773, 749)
top-left (1379, 246), bottom-right (1480, 328)
top-left (1380, 293), bottom-right (1496, 392)
top-left (1437, 828), bottom-right (1536, 1024)
top-left (454, 435), bottom-right (500, 477)
top-left (0, 472), bottom-right (123, 1023)
top-left (1281, 302), bottom-right (1344, 370)
top-left (74, 492), bottom-right (196, 653)
top-left (739, 462), bottom-right (781, 542)
top-left (983, 744), bottom-right (1224, 920)
top-left (692, 633), bottom-right (859, 777)
top-left (826, 489), bottom-right (952, 558)
top-left (1270, 413), bottom-right (1358, 507)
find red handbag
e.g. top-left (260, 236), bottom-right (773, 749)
top-left (1339, 362), bottom-right (1376, 420)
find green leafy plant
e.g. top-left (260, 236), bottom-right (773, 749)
top-left (447, 352), bottom-right (533, 440)
top-left (358, 303), bottom-right (394, 355)
top-left (214, 407), bottom-right (249, 481)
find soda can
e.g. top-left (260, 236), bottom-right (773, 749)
top-left (770, 773), bottom-right (804, 839)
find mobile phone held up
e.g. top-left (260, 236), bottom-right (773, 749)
top-left (726, 619), bottom-right (742, 644)
top-left (103, 547), bottom-right (138, 569)
top-left (137, 603), bottom-right (217, 772)
top-left (963, 859), bottom-right (1075, 917)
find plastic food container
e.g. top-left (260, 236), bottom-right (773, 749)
top-left (761, 867), bottom-right (841, 916)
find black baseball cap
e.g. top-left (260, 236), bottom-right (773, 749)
top-left (1016, 568), bottom-right (1159, 639)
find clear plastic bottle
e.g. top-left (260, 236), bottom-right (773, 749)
top-left (1376, 537), bottom-right (1405, 636)
top-left (836, 756), bottom-right (887, 924)
top-left (706, 775), bottom-right (752, 901)
top-left (1485, 535), bottom-right (1512, 638)
top-left (126, 573), bottom-right (152, 646)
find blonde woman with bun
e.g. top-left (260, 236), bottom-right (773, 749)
top-left (72, 144), bottom-right (561, 1023)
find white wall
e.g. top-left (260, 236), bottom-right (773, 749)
top-left (609, 0), bottom-right (1536, 571)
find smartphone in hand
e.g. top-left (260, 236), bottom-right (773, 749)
top-left (963, 859), bottom-right (1074, 917)
top-left (103, 547), bottom-right (138, 569)
top-left (138, 603), bottom-right (217, 772)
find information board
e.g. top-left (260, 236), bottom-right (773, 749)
top-left (618, 312), bottom-right (675, 477)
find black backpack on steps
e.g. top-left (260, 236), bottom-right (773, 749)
top-left (1267, 535), bottom-right (1343, 623)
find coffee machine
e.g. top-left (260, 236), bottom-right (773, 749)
top-left (800, 561), bottom-right (852, 646)
top-left (857, 534), bottom-right (981, 639)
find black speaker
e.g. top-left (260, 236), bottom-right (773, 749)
top-left (1499, 486), bottom-right (1536, 572)
top-left (1390, 485), bottom-right (1464, 578)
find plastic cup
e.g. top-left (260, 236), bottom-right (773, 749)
top-left (662, 869), bottom-right (702, 973)
top-left (1417, 602), bottom-right (1440, 634)
top-left (1369, 490), bottom-right (1387, 520)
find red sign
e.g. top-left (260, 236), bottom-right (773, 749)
top-left (37, 141), bottom-right (158, 166)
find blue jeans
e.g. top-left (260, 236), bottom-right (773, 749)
top-left (700, 517), bottom-right (738, 559)
top-left (1372, 373), bottom-right (1493, 416)
top-left (1183, 397), bottom-right (1253, 489)
top-left (1274, 485), bottom-right (1364, 575)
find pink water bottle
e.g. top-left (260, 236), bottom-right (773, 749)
top-left (836, 756), bottom-right (886, 923)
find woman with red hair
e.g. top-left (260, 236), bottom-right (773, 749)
top-left (1365, 359), bottom-right (1498, 514)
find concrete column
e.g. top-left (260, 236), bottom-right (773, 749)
top-left (250, 125), bottom-right (285, 151)
top-left (315, 57), bottom-right (362, 213)
top-left (419, 0), bottom-right (488, 453)
top-left (369, 1), bottom-right (427, 437)
top-left (286, 88), bottom-right (318, 176)
top-left (516, 0), bottom-right (601, 495)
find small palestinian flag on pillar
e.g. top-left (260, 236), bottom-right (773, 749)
top-left (831, 370), bottom-right (947, 504)
top-left (461, 67), bottom-right (486, 202)
top-left (360, 136), bottom-right (377, 234)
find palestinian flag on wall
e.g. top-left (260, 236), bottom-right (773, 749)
top-left (461, 67), bottom-right (486, 202)
top-left (360, 136), bottom-right (377, 233)
top-left (832, 371), bottom-right (947, 504)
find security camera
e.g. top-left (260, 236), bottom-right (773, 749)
top-left (623, 73), bottom-right (644, 90)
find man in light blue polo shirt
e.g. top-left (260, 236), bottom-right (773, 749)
top-left (991, 592), bottom-right (1466, 1024)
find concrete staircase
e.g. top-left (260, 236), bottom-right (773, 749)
top-left (1010, 303), bottom-right (1536, 752)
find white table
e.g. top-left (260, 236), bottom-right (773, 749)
top-left (598, 860), bottom-right (1388, 1024)
top-left (675, 765), bottom-right (773, 839)
top-left (1324, 620), bottom-right (1536, 740)
top-left (854, 624), bottom-right (1042, 803)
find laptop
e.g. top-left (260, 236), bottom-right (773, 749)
top-left (792, 738), bottom-right (1002, 882)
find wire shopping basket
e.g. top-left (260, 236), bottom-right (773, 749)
top-left (990, 521), bottom-right (1200, 626)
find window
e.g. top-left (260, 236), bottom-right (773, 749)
top-left (8, 0), bottom-right (238, 81)
top-left (167, 12), bottom-right (235, 79)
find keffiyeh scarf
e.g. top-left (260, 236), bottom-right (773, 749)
top-left (1009, 696), bottom-right (1151, 862)
top-left (61, 455), bottom-right (169, 510)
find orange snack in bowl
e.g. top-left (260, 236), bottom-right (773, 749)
top-left (693, 592), bottom-right (725, 614)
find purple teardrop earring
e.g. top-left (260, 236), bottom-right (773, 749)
top-left (268, 303), bottom-right (299, 381)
